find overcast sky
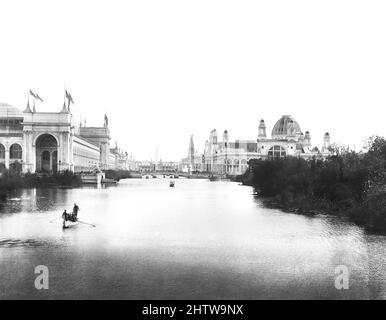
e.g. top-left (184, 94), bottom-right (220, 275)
top-left (1, 0), bottom-right (386, 161)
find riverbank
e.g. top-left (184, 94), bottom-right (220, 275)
top-left (0, 169), bottom-right (163, 198)
top-left (104, 169), bottom-right (142, 181)
top-left (256, 191), bottom-right (386, 233)
top-left (240, 136), bottom-right (386, 233)
top-left (0, 170), bottom-right (82, 198)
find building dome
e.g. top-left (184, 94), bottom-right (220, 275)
top-left (271, 115), bottom-right (302, 139)
top-left (0, 102), bottom-right (23, 118)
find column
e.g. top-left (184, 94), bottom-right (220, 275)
top-left (69, 129), bottom-right (74, 172)
top-left (5, 147), bottom-right (9, 169)
top-left (23, 131), bottom-right (34, 173)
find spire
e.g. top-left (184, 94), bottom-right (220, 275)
top-left (258, 119), bottom-right (266, 138)
top-left (304, 131), bottom-right (311, 146)
top-left (60, 101), bottom-right (69, 113)
top-left (24, 95), bottom-right (32, 113)
top-left (223, 129), bottom-right (229, 143)
top-left (188, 135), bottom-right (194, 168)
top-left (323, 132), bottom-right (331, 151)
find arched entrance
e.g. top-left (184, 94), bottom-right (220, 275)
top-left (36, 134), bottom-right (58, 173)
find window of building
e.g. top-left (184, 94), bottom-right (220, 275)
top-left (10, 144), bottom-right (22, 159)
top-left (247, 143), bottom-right (256, 152)
top-left (268, 145), bottom-right (286, 158)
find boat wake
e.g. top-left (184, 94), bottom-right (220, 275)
top-left (0, 238), bottom-right (55, 248)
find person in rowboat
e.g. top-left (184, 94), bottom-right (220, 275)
top-left (62, 209), bottom-right (68, 228)
top-left (73, 203), bottom-right (79, 219)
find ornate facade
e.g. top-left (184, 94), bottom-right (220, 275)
top-left (0, 101), bottom-right (129, 173)
top-left (203, 115), bottom-right (332, 175)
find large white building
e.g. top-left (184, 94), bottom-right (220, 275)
top-left (0, 101), bottom-right (130, 173)
top-left (203, 115), bottom-right (332, 175)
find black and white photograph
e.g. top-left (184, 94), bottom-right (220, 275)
top-left (1, 0), bottom-right (386, 309)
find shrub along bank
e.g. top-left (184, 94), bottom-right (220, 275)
top-left (240, 136), bottom-right (386, 233)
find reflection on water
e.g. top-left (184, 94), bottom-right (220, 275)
top-left (0, 179), bottom-right (386, 299)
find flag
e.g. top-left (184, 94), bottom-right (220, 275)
top-left (68, 93), bottom-right (74, 104)
top-left (66, 90), bottom-right (74, 105)
top-left (35, 93), bottom-right (44, 102)
top-left (29, 89), bottom-right (37, 98)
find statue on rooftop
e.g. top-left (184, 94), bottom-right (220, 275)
top-left (104, 114), bottom-right (108, 127)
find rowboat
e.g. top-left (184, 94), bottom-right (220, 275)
top-left (62, 213), bottom-right (78, 228)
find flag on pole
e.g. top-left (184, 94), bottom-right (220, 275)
top-left (66, 90), bottom-right (74, 106)
top-left (29, 89), bottom-right (37, 98)
top-left (35, 93), bottom-right (44, 102)
top-left (69, 93), bottom-right (74, 104)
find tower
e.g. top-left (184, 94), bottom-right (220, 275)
top-left (223, 130), bottom-right (229, 174)
top-left (212, 129), bottom-right (218, 144)
top-left (258, 119), bottom-right (266, 138)
top-left (323, 132), bottom-right (330, 151)
top-left (223, 130), bottom-right (229, 145)
top-left (304, 131), bottom-right (311, 146)
top-left (188, 134), bottom-right (194, 170)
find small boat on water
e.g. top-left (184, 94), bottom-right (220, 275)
top-left (61, 212), bottom-right (96, 228)
top-left (62, 212), bottom-right (78, 229)
top-left (170, 180), bottom-right (175, 187)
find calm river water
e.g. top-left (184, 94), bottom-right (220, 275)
top-left (1, 178), bottom-right (386, 299)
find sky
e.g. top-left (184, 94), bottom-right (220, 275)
top-left (1, 0), bottom-right (386, 161)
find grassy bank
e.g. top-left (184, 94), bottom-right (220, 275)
top-left (240, 136), bottom-right (386, 233)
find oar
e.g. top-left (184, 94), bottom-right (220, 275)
top-left (77, 220), bottom-right (96, 227)
top-left (49, 216), bottom-right (62, 223)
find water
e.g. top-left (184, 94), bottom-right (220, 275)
top-left (1, 178), bottom-right (386, 299)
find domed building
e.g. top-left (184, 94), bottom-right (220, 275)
top-left (271, 115), bottom-right (302, 139)
top-left (256, 115), bottom-right (330, 159)
top-left (201, 115), bottom-right (331, 175)
top-left (0, 100), bottom-right (130, 173)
